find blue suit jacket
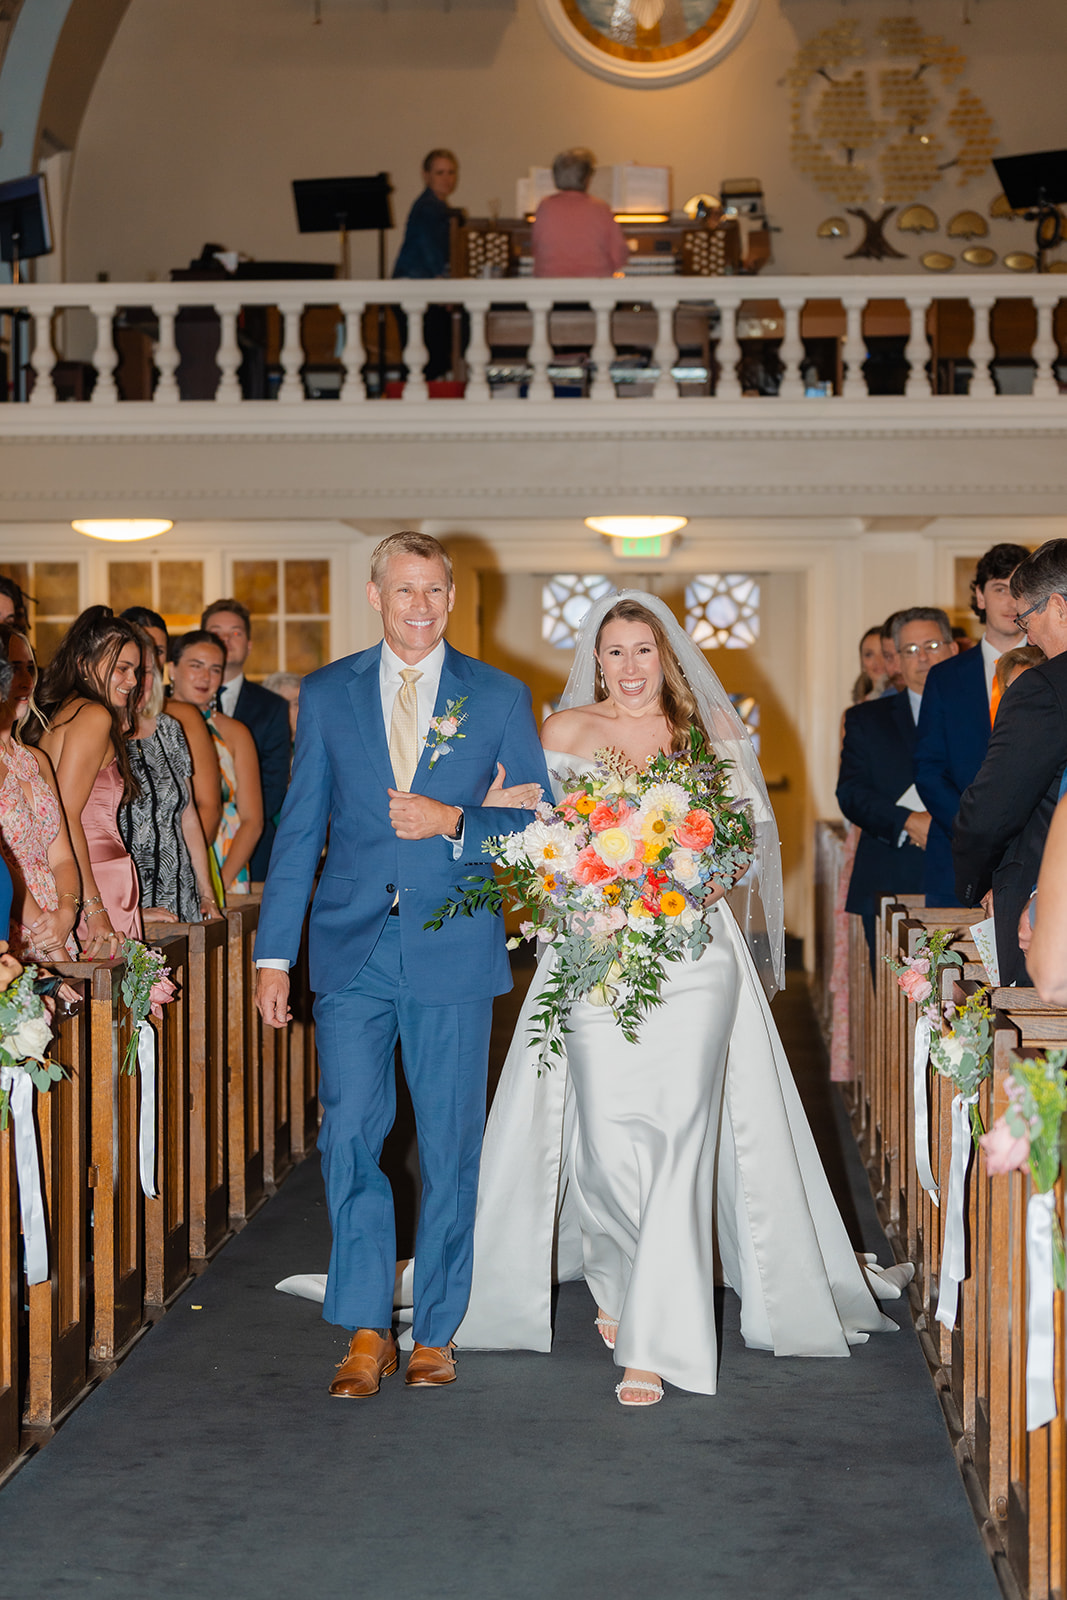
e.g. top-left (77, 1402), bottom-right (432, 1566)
top-left (230, 678), bottom-right (291, 882)
top-left (836, 691), bottom-right (926, 918)
top-left (913, 644), bottom-right (989, 905)
top-left (254, 641), bottom-right (550, 1002)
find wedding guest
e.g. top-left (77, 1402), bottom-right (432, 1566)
top-left (532, 149), bottom-right (628, 278)
top-left (0, 576), bottom-right (30, 631)
top-left (201, 599), bottom-right (287, 881)
top-left (852, 626), bottom-right (889, 704)
top-left (120, 605), bottom-right (168, 675)
top-left (169, 630), bottom-right (262, 896)
top-left (993, 643), bottom-right (1046, 710)
top-left (36, 607), bottom-right (144, 957)
top-left (1026, 794), bottom-right (1067, 1004)
top-left (263, 671), bottom-right (301, 741)
top-left (0, 626), bottom-right (80, 962)
top-left (392, 149), bottom-right (467, 384)
top-left (120, 633), bottom-right (221, 925)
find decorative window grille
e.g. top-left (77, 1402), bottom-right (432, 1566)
top-left (541, 575), bottom-right (615, 650)
top-left (232, 559), bottom-right (331, 677)
top-left (730, 694), bottom-right (761, 756)
top-left (685, 574), bottom-right (760, 650)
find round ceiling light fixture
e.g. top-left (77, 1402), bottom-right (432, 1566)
top-left (71, 519), bottom-right (173, 542)
top-left (584, 515), bottom-right (687, 539)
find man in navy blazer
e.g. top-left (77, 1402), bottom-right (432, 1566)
top-left (914, 544), bottom-right (1028, 905)
top-left (838, 608), bottom-right (955, 974)
top-left (255, 533), bottom-right (548, 1396)
top-left (202, 599), bottom-right (291, 882)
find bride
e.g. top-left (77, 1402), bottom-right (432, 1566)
top-left (452, 590), bottom-right (898, 1405)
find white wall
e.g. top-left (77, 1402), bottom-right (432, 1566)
top-left (63, 0), bottom-right (1067, 284)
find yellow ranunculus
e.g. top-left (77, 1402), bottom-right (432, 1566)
top-left (594, 827), bottom-right (636, 867)
top-left (541, 873), bottom-right (557, 893)
top-left (660, 891), bottom-right (686, 917)
top-left (575, 794), bottom-right (596, 815)
top-left (601, 883), bottom-right (622, 905)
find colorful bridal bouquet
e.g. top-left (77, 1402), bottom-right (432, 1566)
top-left (426, 730), bottom-right (754, 1068)
top-left (0, 968), bottom-right (62, 1129)
top-left (120, 939), bottom-right (178, 1074)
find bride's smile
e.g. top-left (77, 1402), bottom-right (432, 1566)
top-left (596, 621), bottom-right (664, 715)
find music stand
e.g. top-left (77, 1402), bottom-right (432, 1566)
top-left (0, 173), bottom-right (52, 285)
top-left (292, 174), bottom-right (393, 279)
top-left (993, 149), bottom-right (1067, 269)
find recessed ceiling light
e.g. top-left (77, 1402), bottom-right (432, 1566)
top-left (584, 516), bottom-right (687, 538)
top-left (71, 519), bottom-right (173, 542)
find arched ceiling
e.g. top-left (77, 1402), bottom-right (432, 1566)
top-left (36, 0), bottom-right (131, 155)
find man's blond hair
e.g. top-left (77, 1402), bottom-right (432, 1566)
top-left (369, 532), bottom-right (453, 589)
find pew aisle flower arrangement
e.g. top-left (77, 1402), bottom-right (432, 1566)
top-left (120, 939), bottom-right (178, 1201)
top-left (0, 967), bottom-right (62, 1283)
top-left (426, 732), bottom-right (754, 1070)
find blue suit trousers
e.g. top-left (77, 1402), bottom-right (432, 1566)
top-left (313, 918), bottom-right (492, 1345)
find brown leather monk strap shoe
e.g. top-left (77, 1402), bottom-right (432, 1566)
top-left (329, 1329), bottom-right (398, 1398)
top-left (404, 1341), bottom-right (457, 1387)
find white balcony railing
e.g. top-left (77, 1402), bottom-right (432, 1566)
top-left (3, 274), bottom-right (1065, 409)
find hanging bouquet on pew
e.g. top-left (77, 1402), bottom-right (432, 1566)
top-left (119, 939), bottom-right (178, 1076)
top-left (932, 989), bottom-right (994, 1142)
top-left (981, 1050), bottom-right (1067, 1287)
top-left (885, 929), bottom-right (963, 1027)
top-left (0, 966), bottom-right (63, 1129)
top-left (425, 731), bottom-right (754, 1069)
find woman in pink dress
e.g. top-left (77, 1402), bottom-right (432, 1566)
top-left (0, 625), bottom-right (80, 961)
top-left (36, 608), bottom-right (144, 957)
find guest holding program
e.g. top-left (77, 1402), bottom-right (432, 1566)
top-left (532, 149), bottom-right (628, 278)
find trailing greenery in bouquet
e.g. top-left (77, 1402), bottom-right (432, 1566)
top-left (119, 939), bottom-right (178, 1075)
top-left (426, 730), bottom-right (754, 1069)
top-left (980, 1049), bottom-right (1067, 1287)
top-left (885, 929), bottom-right (963, 1027)
top-left (932, 988), bottom-right (994, 1141)
top-left (0, 968), bottom-right (63, 1129)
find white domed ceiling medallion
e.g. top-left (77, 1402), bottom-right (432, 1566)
top-left (536, 0), bottom-right (759, 87)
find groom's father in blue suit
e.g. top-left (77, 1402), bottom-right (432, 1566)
top-left (255, 533), bottom-right (548, 1397)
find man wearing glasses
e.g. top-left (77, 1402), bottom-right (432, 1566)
top-left (955, 540), bottom-right (1067, 986)
top-left (838, 607), bottom-right (957, 974)
top-left (915, 543), bottom-right (1029, 906)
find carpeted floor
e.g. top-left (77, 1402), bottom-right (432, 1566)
top-left (1, 975), bottom-right (1001, 1600)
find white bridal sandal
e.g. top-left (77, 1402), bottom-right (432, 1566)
top-left (594, 1314), bottom-right (618, 1350)
top-left (615, 1379), bottom-right (664, 1407)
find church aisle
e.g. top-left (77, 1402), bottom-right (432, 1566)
top-left (1, 984), bottom-right (1001, 1600)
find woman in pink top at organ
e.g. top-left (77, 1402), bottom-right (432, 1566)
top-left (532, 148), bottom-right (629, 278)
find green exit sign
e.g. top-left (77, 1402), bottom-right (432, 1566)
top-left (615, 535), bottom-right (667, 558)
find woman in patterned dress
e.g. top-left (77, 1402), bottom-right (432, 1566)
top-left (168, 631), bottom-right (262, 896)
top-left (0, 626), bottom-right (80, 962)
top-left (120, 634), bottom-right (221, 925)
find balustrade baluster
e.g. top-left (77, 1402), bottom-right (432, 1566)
top-left (777, 296), bottom-right (805, 400)
top-left (527, 301), bottom-right (553, 402)
top-left (904, 295), bottom-right (931, 398)
top-left (841, 295), bottom-right (868, 400)
top-left (714, 301), bottom-right (742, 400)
top-left (27, 308), bottom-right (55, 406)
top-left (652, 303), bottom-right (677, 401)
top-left (589, 302), bottom-right (616, 401)
top-left (401, 301), bottom-right (429, 402)
top-left (338, 305), bottom-right (366, 403)
top-left (154, 309), bottom-right (180, 403)
top-left (1033, 297), bottom-right (1059, 399)
top-left (90, 304), bottom-right (118, 405)
top-left (968, 294), bottom-right (996, 399)
top-left (276, 304), bottom-right (306, 403)
top-left (463, 304), bottom-right (490, 402)
top-left (216, 308), bottom-right (242, 403)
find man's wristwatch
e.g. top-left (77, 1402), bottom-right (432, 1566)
top-left (449, 807), bottom-right (464, 840)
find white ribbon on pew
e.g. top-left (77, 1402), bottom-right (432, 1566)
top-left (137, 1020), bottom-right (158, 1200)
top-left (913, 1016), bottom-right (939, 1205)
top-left (935, 1090), bottom-right (978, 1329)
top-left (1026, 1188), bottom-right (1057, 1432)
top-left (1, 1065), bottom-right (48, 1286)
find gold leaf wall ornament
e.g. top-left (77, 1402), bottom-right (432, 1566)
top-left (947, 210), bottom-right (987, 238)
top-left (817, 216), bottom-right (850, 238)
top-left (990, 192), bottom-right (1019, 219)
top-left (1047, 261), bottom-right (1067, 274)
top-left (898, 205), bottom-right (938, 234)
top-left (1005, 252), bottom-right (1037, 272)
top-left (962, 246), bottom-right (996, 267)
top-left (921, 252), bottom-right (955, 271)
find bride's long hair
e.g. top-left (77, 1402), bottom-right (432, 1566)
top-left (594, 598), bottom-right (707, 752)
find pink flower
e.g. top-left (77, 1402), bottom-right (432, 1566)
top-left (572, 846), bottom-right (618, 887)
top-left (899, 968), bottom-right (933, 1005)
top-left (591, 908), bottom-right (626, 937)
top-left (149, 974), bottom-right (177, 1019)
top-left (437, 717), bottom-right (459, 738)
top-left (979, 1116), bottom-right (1031, 1176)
top-left (588, 802), bottom-right (620, 832)
top-left (618, 857), bottom-right (644, 880)
top-left (673, 809), bottom-right (716, 851)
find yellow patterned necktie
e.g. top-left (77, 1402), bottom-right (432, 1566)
top-left (388, 667), bottom-right (423, 791)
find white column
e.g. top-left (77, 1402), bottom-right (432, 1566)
top-left (339, 305), bottom-right (366, 403)
top-left (527, 300), bottom-right (553, 402)
top-left (589, 300), bottom-right (616, 401)
top-left (216, 307), bottom-right (242, 403)
top-left (90, 303), bottom-right (118, 405)
top-left (841, 294), bottom-right (867, 400)
top-left (904, 294), bottom-right (930, 399)
top-left (715, 301), bottom-right (742, 400)
top-left (777, 296), bottom-right (805, 400)
top-left (276, 302), bottom-right (306, 403)
top-left (1033, 297), bottom-right (1059, 399)
top-left (154, 309), bottom-right (180, 403)
top-left (968, 294), bottom-right (996, 399)
top-left (27, 308), bottom-right (55, 407)
top-left (401, 300), bottom-right (429, 402)
top-left (463, 303), bottom-right (490, 402)
top-left (652, 302), bottom-right (677, 401)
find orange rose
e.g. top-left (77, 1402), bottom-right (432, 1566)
top-left (673, 809), bottom-right (716, 851)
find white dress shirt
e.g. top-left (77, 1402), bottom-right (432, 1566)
top-left (219, 672), bottom-right (243, 717)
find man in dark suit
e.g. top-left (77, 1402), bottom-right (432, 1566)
top-left (838, 607), bottom-right (956, 974)
top-left (954, 540), bottom-right (1067, 986)
top-left (914, 543), bottom-right (1028, 904)
top-left (201, 598), bottom-right (291, 882)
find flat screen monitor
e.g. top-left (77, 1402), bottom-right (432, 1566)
top-left (0, 173), bottom-right (52, 264)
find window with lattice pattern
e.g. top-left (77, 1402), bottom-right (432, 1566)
top-left (232, 559), bottom-right (331, 678)
top-left (0, 561), bottom-right (81, 666)
top-left (730, 694), bottom-right (760, 756)
top-left (541, 575), bottom-right (614, 651)
top-left (685, 574), bottom-right (760, 650)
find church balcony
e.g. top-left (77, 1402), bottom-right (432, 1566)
top-left (2, 274), bottom-right (1066, 522)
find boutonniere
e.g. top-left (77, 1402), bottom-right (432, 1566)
top-left (426, 696), bottom-right (468, 768)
